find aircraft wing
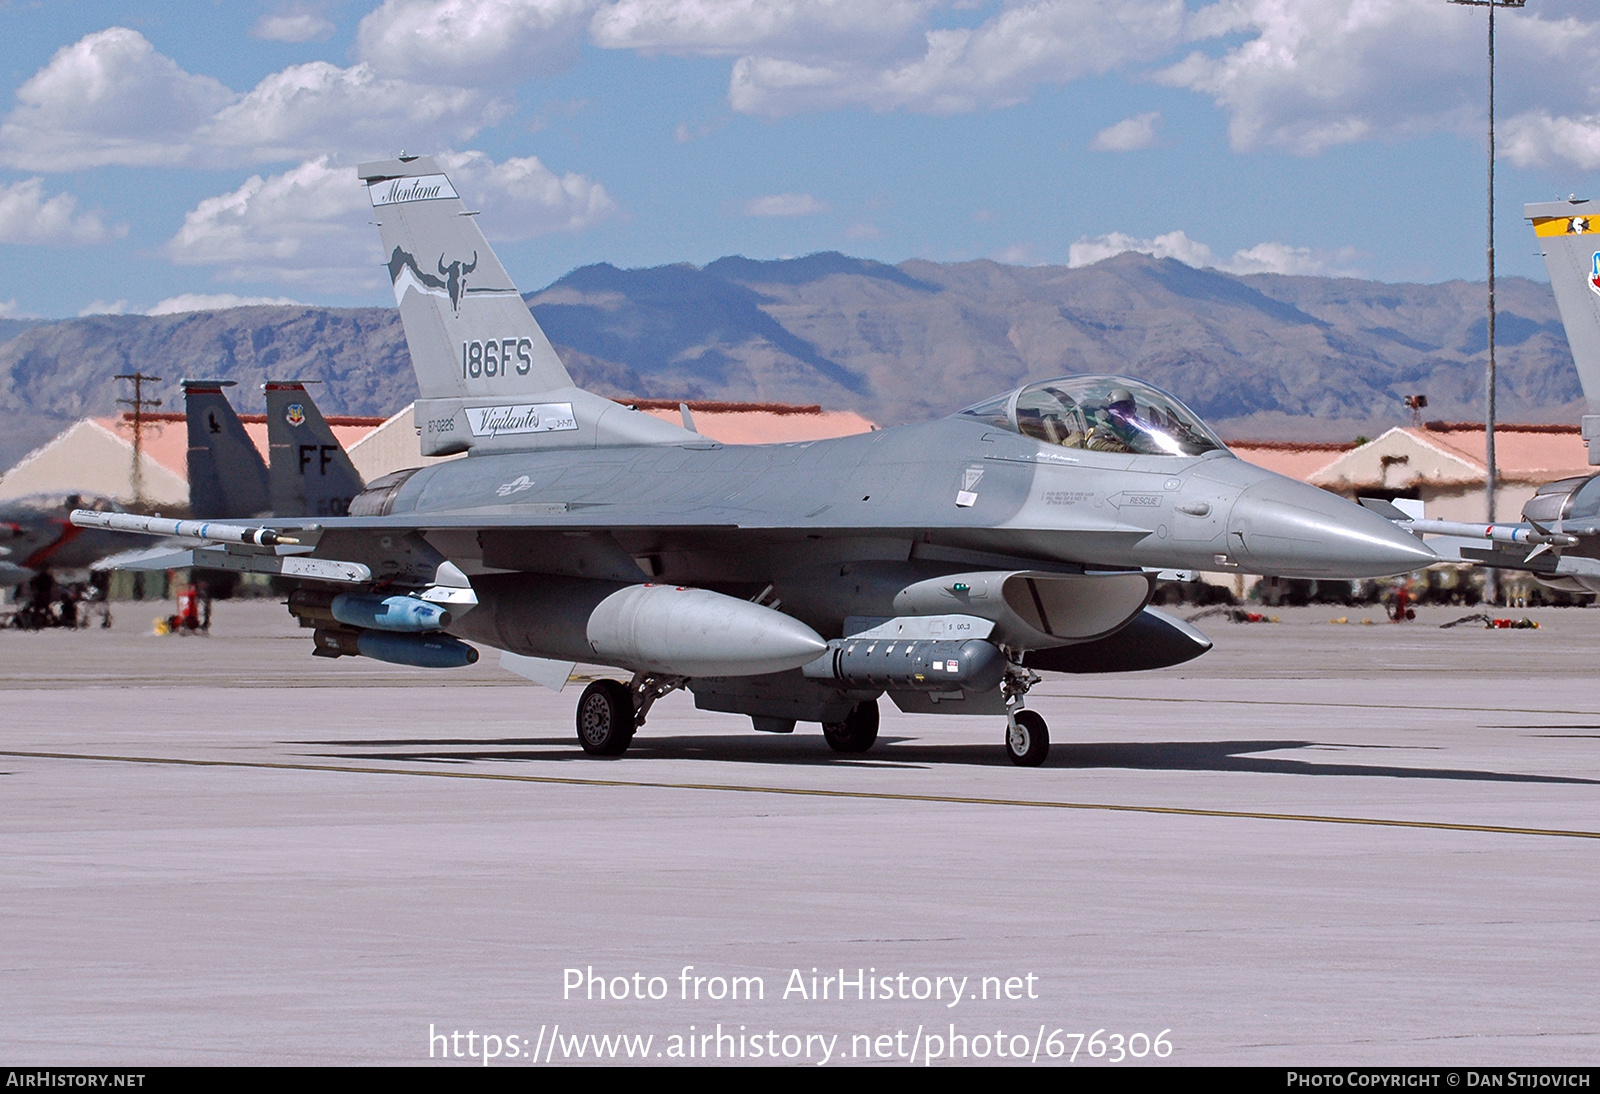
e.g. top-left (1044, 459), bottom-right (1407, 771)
top-left (1358, 496), bottom-right (1599, 574)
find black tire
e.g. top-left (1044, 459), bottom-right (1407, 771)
top-left (576, 679), bottom-right (636, 757)
top-left (822, 699), bottom-right (879, 754)
top-left (1005, 710), bottom-right (1049, 767)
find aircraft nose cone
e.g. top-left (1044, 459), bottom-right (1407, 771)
top-left (1228, 476), bottom-right (1438, 578)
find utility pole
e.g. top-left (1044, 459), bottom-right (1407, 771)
top-left (115, 372), bottom-right (163, 510)
top-left (1449, 0), bottom-right (1525, 606)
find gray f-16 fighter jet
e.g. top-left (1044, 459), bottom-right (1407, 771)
top-left (75, 155), bottom-right (1435, 765)
top-left (1360, 200), bottom-right (1600, 592)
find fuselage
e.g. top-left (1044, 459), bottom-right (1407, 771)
top-left (352, 412), bottom-right (1435, 630)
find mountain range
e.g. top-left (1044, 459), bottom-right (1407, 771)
top-left (0, 251), bottom-right (1580, 473)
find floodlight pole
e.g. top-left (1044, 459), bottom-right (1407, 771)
top-left (1449, 0), bottom-right (1525, 606)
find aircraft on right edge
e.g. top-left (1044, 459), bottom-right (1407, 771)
top-left (1363, 199), bottom-right (1600, 592)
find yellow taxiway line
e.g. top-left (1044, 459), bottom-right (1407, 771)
top-left (4, 748), bottom-right (1598, 841)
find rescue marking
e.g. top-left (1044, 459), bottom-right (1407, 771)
top-left (3, 750), bottom-right (1597, 841)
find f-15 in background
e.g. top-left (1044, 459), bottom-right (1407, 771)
top-left (1362, 199), bottom-right (1600, 594)
top-left (3, 377), bottom-right (365, 627)
top-left (184, 377), bottom-right (365, 521)
top-left (77, 156), bottom-right (1437, 766)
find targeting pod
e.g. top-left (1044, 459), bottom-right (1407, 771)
top-left (312, 628), bottom-right (480, 668)
top-left (804, 636), bottom-right (1006, 693)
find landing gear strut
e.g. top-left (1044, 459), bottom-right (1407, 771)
top-left (1001, 662), bottom-right (1048, 766)
top-left (822, 699), bottom-right (879, 754)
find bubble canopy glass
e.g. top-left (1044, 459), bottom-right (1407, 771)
top-left (958, 376), bottom-right (1228, 458)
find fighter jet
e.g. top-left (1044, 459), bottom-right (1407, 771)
top-left (0, 382), bottom-right (267, 614)
top-left (1358, 199), bottom-right (1600, 593)
top-left (1, 493), bottom-right (125, 587)
top-left (75, 155), bottom-right (1436, 765)
top-left (185, 378), bottom-right (365, 519)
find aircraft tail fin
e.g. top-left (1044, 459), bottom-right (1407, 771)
top-left (1526, 199), bottom-right (1600, 464)
top-left (264, 382), bottom-right (366, 517)
top-left (183, 380), bottom-right (270, 519)
top-left (357, 155), bottom-right (694, 455)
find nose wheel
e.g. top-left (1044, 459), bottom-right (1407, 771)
top-left (1000, 659), bottom-right (1048, 766)
top-left (1004, 709), bottom-right (1049, 766)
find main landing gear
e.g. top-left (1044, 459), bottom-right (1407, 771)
top-left (822, 699), bottom-right (879, 754)
top-left (1001, 662), bottom-right (1049, 767)
top-left (574, 672), bottom-right (684, 757)
top-left (576, 679), bottom-right (634, 756)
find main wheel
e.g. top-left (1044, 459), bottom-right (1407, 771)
top-left (1005, 710), bottom-right (1049, 767)
top-left (576, 679), bottom-right (636, 756)
top-left (822, 699), bottom-right (879, 754)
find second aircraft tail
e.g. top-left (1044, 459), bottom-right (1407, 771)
top-left (264, 382), bottom-right (366, 517)
top-left (1527, 199), bottom-right (1600, 463)
top-left (184, 380), bottom-right (270, 519)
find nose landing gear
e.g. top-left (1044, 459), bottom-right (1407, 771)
top-left (1001, 662), bottom-right (1048, 766)
top-left (1005, 708), bottom-right (1049, 766)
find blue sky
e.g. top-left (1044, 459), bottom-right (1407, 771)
top-left (1, 0), bottom-right (1597, 319)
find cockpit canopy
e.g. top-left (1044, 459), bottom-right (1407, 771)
top-left (958, 376), bottom-right (1228, 458)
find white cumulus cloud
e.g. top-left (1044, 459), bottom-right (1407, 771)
top-left (1164, 0), bottom-right (1600, 158)
top-left (744, 192), bottom-right (829, 216)
top-left (147, 293), bottom-right (308, 315)
top-left (1501, 111), bottom-right (1600, 171)
top-left (728, 0), bottom-right (1185, 116)
top-left (199, 61), bottom-right (510, 165)
top-left (0, 28), bottom-right (511, 170)
top-left (0, 178), bottom-right (125, 245)
top-left (252, 12), bottom-right (338, 43)
top-left (164, 151), bottom-right (616, 290)
top-left (1090, 111), bottom-right (1160, 152)
top-left (77, 300), bottom-right (130, 316)
top-left (358, 0), bottom-right (596, 85)
top-left (1068, 229), bottom-right (1363, 276)
top-left (0, 299), bottom-right (38, 319)
top-left (592, 0), bottom-right (931, 62)
top-left (0, 28), bottom-right (235, 170)
top-left (1224, 241), bottom-right (1361, 278)
top-left (1069, 230), bottom-right (1215, 269)
top-left (163, 156), bottom-right (384, 291)
top-left (436, 149), bottom-right (618, 236)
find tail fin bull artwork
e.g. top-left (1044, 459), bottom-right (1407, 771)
top-left (77, 154), bottom-right (1437, 766)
